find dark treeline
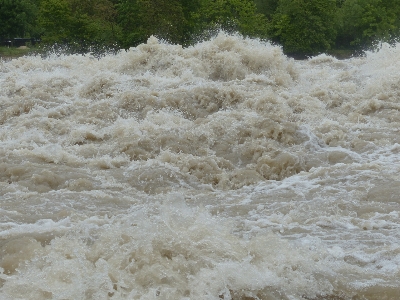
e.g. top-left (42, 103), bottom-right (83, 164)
top-left (1, 0), bottom-right (400, 56)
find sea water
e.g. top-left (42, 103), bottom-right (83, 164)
top-left (0, 33), bottom-right (399, 299)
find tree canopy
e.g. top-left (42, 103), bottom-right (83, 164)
top-left (38, 0), bottom-right (119, 45)
top-left (191, 0), bottom-right (267, 38)
top-left (268, 0), bottom-right (337, 55)
top-left (117, 0), bottom-right (186, 47)
top-left (0, 0), bottom-right (39, 39)
top-left (1, 0), bottom-right (400, 56)
top-left (336, 0), bottom-right (400, 49)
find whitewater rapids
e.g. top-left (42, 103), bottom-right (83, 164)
top-left (1, 33), bottom-right (400, 299)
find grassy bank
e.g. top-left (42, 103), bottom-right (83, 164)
top-left (0, 46), bottom-right (33, 59)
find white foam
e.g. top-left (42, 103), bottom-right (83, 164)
top-left (1, 33), bottom-right (400, 299)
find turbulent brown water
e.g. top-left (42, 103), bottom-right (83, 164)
top-left (1, 33), bottom-right (400, 299)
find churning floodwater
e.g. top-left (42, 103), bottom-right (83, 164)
top-left (0, 33), bottom-right (400, 299)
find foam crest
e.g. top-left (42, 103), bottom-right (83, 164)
top-left (1, 34), bottom-right (400, 299)
top-left (0, 199), bottom-right (356, 299)
top-left (119, 33), bottom-right (297, 84)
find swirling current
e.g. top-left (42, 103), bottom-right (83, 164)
top-left (1, 33), bottom-right (400, 299)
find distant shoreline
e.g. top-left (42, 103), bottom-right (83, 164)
top-left (0, 46), bottom-right (32, 61)
top-left (0, 49), bottom-right (359, 61)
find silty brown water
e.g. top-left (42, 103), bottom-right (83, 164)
top-left (0, 33), bottom-right (400, 299)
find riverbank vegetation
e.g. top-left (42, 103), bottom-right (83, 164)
top-left (0, 46), bottom-right (32, 59)
top-left (1, 0), bottom-right (400, 57)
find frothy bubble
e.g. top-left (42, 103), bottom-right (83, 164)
top-left (1, 34), bottom-right (400, 299)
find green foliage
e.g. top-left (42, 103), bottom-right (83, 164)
top-left (117, 0), bottom-right (186, 47)
top-left (192, 0), bottom-right (267, 39)
top-left (0, 0), bottom-right (39, 39)
top-left (269, 0), bottom-right (337, 55)
top-left (253, 0), bottom-right (279, 18)
top-left (337, 0), bottom-right (400, 49)
top-left (39, 0), bottom-right (72, 42)
top-left (2, 0), bottom-right (399, 55)
top-left (179, 0), bottom-right (203, 44)
top-left (39, 0), bottom-right (120, 45)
